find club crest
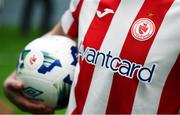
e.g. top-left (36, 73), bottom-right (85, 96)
top-left (131, 18), bottom-right (155, 41)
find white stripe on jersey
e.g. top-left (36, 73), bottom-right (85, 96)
top-left (66, 1), bottom-right (100, 114)
top-left (82, 1), bottom-right (145, 114)
top-left (69, 0), bottom-right (80, 12)
top-left (61, 0), bottom-right (81, 35)
top-left (66, 63), bottom-right (80, 114)
top-left (131, 1), bottom-right (180, 114)
top-left (61, 9), bottom-right (74, 34)
top-left (78, 0), bottom-right (100, 46)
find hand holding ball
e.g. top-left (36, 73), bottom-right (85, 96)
top-left (16, 35), bottom-right (77, 108)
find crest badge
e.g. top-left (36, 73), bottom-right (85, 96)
top-left (131, 18), bottom-right (155, 41)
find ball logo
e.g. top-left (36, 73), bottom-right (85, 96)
top-left (23, 87), bottom-right (43, 98)
top-left (24, 50), bottom-right (44, 70)
top-left (131, 18), bottom-right (155, 41)
top-left (30, 55), bottom-right (37, 65)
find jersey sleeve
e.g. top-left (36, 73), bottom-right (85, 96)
top-left (61, 0), bottom-right (83, 39)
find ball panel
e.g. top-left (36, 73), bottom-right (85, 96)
top-left (17, 74), bottom-right (58, 107)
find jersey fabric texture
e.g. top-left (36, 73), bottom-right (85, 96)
top-left (61, 0), bottom-right (180, 114)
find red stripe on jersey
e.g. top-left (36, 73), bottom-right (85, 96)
top-left (72, 0), bottom-right (121, 114)
top-left (106, 0), bottom-right (174, 114)
top-left (67, 0), bottom-right (83, 38)
top-left (157, 55), bottom-right (180, 114)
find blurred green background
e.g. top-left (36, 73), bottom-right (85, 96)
top-left (0, 0), bottom-right (70, 114)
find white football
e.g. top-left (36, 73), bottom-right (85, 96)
top-left (16, 35), bottom-right (77, 107)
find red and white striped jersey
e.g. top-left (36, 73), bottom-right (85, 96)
top-left (61, 0), bottom-right (180, 114)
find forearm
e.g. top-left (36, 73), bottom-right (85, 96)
top-left (45, 23), bottom-right (77, 43)
top-left (45, 23), bottom-right (66, 36)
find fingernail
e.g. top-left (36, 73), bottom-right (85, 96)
top-left (17, 82), bottom-right (23, 87)
top-left (13, 82), bottom-right (21, 89)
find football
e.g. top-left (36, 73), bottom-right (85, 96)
top-left (16, 35), bottom-right (77, 107)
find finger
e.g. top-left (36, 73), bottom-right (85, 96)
top-left (6, 79), bottom-right (23, 90)
top-left (24, 101), bottom-right (54, 114)
top-left (14, 93), bottom-right (54, 114)
top-left (12, 80), bottom-right (23, 90)
top-left (5, 86), bottom-right (53, 114)
top-left (23, 101), bottom-right (54, 114)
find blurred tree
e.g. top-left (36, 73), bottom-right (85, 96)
top-left (21, 0), bottom-right (53, 36)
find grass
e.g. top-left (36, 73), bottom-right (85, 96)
top-left (0, 26), bottom-right (66, 114)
